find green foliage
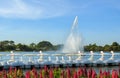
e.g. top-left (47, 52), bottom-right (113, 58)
top-left (0, 40), bottom-right (63, 51)
top-left (29, 43), bottom-right (36, 51)
top-left (0, 40), bottom-right (15, 51)
top-left (37, 41), bottom-right (54, 51)
top-left (84, 42), bottom-right (120, 52)
top-left (16, 43), bottom-right (32, 51)
top-left (54, 68), bottom-right (61, 78)
top-left (112, 42), bottom-right (119, 46)
top-left (84, 44), bottom-right (103, 51)
top-left (104, 45), bottom-right (111, 51)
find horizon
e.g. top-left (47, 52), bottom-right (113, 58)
top-left (0, 0), bottom-right (120, 46)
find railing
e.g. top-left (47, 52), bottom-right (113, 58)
top-left (0, 51), bottom-right (120, 63)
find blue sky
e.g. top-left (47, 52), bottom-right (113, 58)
top-left (0, 0), bottom-right (120, 45)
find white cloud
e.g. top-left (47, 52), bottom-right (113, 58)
top-left (0, 0), bottom-right (119, 19)
top-left (0, 0), bottom-right (71, 19)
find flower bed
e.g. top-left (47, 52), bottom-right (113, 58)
top-left (0, 66), bottom-right (120, 78)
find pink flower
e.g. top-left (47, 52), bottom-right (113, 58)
top-left (44, 65), bottom-right (48, 72)
top-left (66, 67), bottom-right (70, 78)
top-left (99, 69), bottom-right (102, 74)
top-left (87, 68), bottom-right (92, 78)
top-left (99, 69), bottom-right (103, 78)
top-left (92, 69), bottom-right (96, 78)
top-left (39, 71), bottom-right (43, 78)
top-left (9, 66), bottom-right (13, 73)
top-left (73, 71), bottom-right (78, 78)
top-left (118, 68), bottom-right (120, 75)
top-left (25, 71), bottom-right (30, 78)
top-left (112, 70), bottom-right (118, 78)
top-left (32, 68), bottom-right (38, 78)
top-left (107, 70), bottom-right (110, 77)
top-left (78, 67), bottom-right (83, 77)
top-left (87, 71), bottom-right (91, 78)
top-left (3, 70), bottom-right (7, 78)
top-left (61, 70), bottom-right (64, 78)
top-left (49, 69), bottom-right (54, 78)
top-left (84, 67), bottom-right (87, 76)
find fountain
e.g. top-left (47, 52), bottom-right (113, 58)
top-left (63, 16), bottom-right (83, 53)
top-left (0, 16), bottom-right (120, 69)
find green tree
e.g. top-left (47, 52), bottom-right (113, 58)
top-left (16, 43), bottom-right (32, 51)
top-left (37, 41), bottom-right (54, 51)
top-left (104, 45), bottom-right (111, 51)
top-left (84, 45), bottom-right (91, 51)
top-left (97, 46), bottom-right (103, 51)
top-left (29, 43), bottom-right (36, 51)
top-left (0, 40), bottom-right (15, 51)
top-left (112, 42), bottom-right (119, 46)
top-left (89, 44), bottom-right (98, 51)
top-left (111, 42), bottom-right (119, 51)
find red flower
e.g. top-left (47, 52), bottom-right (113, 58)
top-left (66, 67), bottom-right (70, 78)
top-left (99, 69), bottom-right (102, 74)
top-left (84, 67), bottom-right (87, 76)
top-left (3, 70), bottom-right (7, 78)
top-left (92, 69), bottom-right (96, 78)
top-left (78, 67), bottom-right (83, 77)
top-left (32, 68), bottom-right (38, 78)
top-left (112, 70), bottom-right (118, 78)
top-left (61, 70), bottom-right (64, 78)
top-left (39, 71), bottom-right (43, 78)
top-left (9, 66), bottom-right (13, 74)
top-left (49, 69), bottom-right (54, 78)
top-left (118, 68), bottom-right (120, 75)
top-left (73, 71), bottom-right (78, 78)
top-left (87, 71), bottom-right (91, 78)
top-left (99, 69), bottom-right (103, 78)
top-left (25, 71), bottom-right (30, 78)
top-left (107, 70), bottom-right (110, 77)
top-left (87, 68), bottom-right (92, 78)
top-left (44, 65), bottom-right (48, 72)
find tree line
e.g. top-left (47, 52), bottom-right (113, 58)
top-left (0, 40), bottom-right (120, 52)
top-left (84, 42), bottom-right (120, 52)
top-left (0, 40), bottom-right (63, 51)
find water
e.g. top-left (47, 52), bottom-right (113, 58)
top-left (62, 16), bottom-right (83, 53)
